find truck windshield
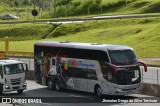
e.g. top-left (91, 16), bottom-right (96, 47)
top-left (4, 64), bottom-right (24, 75)
top-left (109, 50), bottom-right (137, 65)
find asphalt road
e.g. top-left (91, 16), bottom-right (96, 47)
top-left (0, 80), bottom-right (160, 106)
top-left (9, 57), bottom-right (160, 85)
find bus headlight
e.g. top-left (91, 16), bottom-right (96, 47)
top-left (5, 85), bottom-right (10, 89)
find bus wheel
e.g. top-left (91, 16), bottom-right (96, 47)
top-left (55, 80), bottom-right (61, 91)
top-left (95, 85), bottom-right (102, 97)
top-left (17, 90), bottom-right (23, 94)
top-left (47, 79), bottom-right (53, 90)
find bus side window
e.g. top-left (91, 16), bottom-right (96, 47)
top-left (86, 69), bottom-right (98, 80)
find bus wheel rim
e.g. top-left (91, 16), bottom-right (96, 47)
top-left (56, 81), bottom-right (60, 90)
top-left (97, 87), bottom-right (102, 96)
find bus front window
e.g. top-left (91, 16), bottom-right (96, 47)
top-left (4, 64), bottom-right (24, 75)
top-left (109, 50), bottom-right (137, 65)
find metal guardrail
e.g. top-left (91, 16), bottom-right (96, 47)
top-left (0, 51), bottom-right (33, 56)
top-left (0, 13), bottom-right (160, 25)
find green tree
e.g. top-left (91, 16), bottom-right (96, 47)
top-left (14, 1), bottom-right (19, 7)
top-left (23, 0), bottom-right (30, 5)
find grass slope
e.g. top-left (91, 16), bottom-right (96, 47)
top-left (0, 24), bottom-right (54, 41)
top-left (0, 18), bottom-right (160, 58)
top-left (1, 0), bottom-right (160, 19)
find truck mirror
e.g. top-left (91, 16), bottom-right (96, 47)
top-left (138, 61), bottom-right (147, 72)
top-left (0, 66), bottom-right (3, 78)
top-left (0, 74), bottom-right (3, 79)
top-left (23, 63), bottom-right (28, 72)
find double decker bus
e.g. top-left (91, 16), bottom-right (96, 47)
top-left (34, 41), bottom-right (147, 97)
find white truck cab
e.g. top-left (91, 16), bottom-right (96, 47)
top-left (0, 53), bottom-right (28, 95)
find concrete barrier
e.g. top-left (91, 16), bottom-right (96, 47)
top-left (26, 70), bottom-right (160, 97)
top-left (26, 71), bottom-right (35, 80)
top-left (142, 83), bottom-right (160, 97)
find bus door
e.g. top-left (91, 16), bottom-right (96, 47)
top-left (49, 57), bottom-right (57, 75)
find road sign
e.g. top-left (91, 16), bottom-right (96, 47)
top-left (32, 9), bottom-right (38, 16)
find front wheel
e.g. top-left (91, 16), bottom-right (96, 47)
top-left (17, 90), bottom-right (23, 94)
top-left (95, 86), bottom-right (102, 97)
top-left (54, 80), bottom-right (61, 91)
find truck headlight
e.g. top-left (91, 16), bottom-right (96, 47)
top-left (5, 85), bottom-right (10, 89)
top-left (23, 83), bottom-right (27, 87)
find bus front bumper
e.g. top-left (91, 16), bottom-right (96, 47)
top-left (102, 83), bottom-right (142, 95)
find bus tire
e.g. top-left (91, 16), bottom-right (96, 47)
top-left (95, 85), bottom-right (102, 97)
top-left (47, 79), bottom-right (54, 90)
top-left (54, 80), bottom-right (61, 91)
top-left (17, 90), bottom-right (23, 94)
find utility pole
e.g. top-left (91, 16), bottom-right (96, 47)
top-left (53, 0), bottom-right (57, 18)
top-left (126, 0), bottom-right (128, 5)
top-left (34, 0), bottom-right (36, 21)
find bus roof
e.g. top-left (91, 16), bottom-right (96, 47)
top-left (34, 41), bottom-right (133, 51)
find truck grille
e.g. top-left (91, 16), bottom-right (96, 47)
top-left (13, 86), bottom-right (20, 89)
top-left (10, 78), bottom-right (21, 85)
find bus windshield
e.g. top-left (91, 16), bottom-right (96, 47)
top-left (4, 64), bottom-right (24, 75)
top-left (109, 50), bottom-right (137, 65)
top-left (114, 67), bottom-right (141, 85)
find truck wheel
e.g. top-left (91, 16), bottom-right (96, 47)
top-left (95, 85), bottom-right (102, 97)
top-left (47, 79), bottom-right (53, 90)
top-left (54, 80), bottom-right (61, 91)
top-left (17, 90), bottom-right (23, 94)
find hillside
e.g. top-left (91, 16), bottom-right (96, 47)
top-left (0, 0), bottom-right (160, 19)
top-left (0, 17), bottom-right (160, 58)
top-left (0, 0), bottom-right (160, 58)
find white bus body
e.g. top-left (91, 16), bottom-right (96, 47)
top-left (34, 41), bottom-right (147, 97)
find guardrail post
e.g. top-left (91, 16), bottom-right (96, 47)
top-left (5, 36), bottom-right (9, 51)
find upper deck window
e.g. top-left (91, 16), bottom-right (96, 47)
top-left (109, 50), bottom-right (137, 65)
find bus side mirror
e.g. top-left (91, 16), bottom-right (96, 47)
top-left (138, 61), bottom-right (147, 72)
top-left (105, 62), bottom-right (117, 74)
